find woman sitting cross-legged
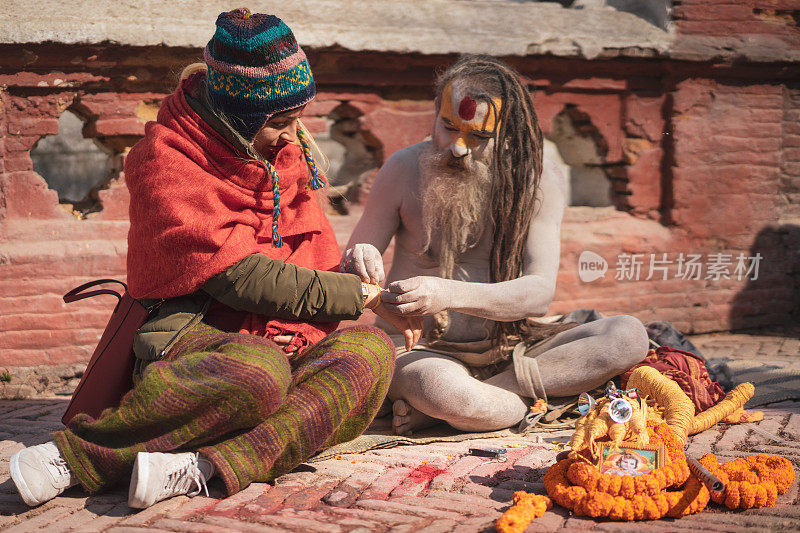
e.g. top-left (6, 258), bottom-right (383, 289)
top-left (9, 8), bottom-right (421, 510)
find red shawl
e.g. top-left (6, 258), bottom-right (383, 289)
top-left (620, 346), bottom-right (726, 414)
top-left (125, 74), bottom-right (341, 348)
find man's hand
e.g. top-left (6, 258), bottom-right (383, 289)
top-left (382, 276), bottom-right (454, 316)
top-left (371, 300), bottom-right (423, 350)
top-left (341, 244), bottom-right (385, 284)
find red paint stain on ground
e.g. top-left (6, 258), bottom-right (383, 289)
top-left (407, 464), bottom-right (447, 484)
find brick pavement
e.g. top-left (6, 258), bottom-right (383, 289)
top-left (1, 328), bottom-right (798, 532)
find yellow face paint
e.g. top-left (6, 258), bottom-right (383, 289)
top-left (439, 81), bottom-right (502, 153)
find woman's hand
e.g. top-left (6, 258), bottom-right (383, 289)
top-left (342, 244), bottom-right (385, 284)
top-left (271, 335), bottom-right (298, 356)
top-left (372, 300), bottom-right (423, 350)
top-left (363, 283), bottom-right (421, 349)
top-left (381, 276), bottom-right (454, 316)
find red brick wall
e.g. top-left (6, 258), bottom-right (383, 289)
top-left (0, 37), bottom-right (798, 369)
top-left (782, 85), bottom-right (800, 221)
top-left (552, 76), bottom-right (799, 333)
top-left (674, 0), bottom-right (800, 42)
top-left (671, 0), bottom-right (800, 63)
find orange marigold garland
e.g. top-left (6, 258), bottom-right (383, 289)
top-left (498, 368), bottom-right (794, 528)
top-left (495, 492), bottom-right (552, 533)
top-left (539, 422), bottom-right (795, 522)
top-left (700, 453), bottom-right (794, 510)
top-left (503, 369), bottom-right (796, 527)
top-left (545, 455), bottom-right (711, 520)
top-left (566, 421), bottom-right (689, 500)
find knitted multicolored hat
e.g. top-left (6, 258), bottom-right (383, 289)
top-left (204, 8), bottom-right (316, 140)
top-left (204, 8), bottom-right (325, 248)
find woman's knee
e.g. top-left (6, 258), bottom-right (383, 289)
top-left (301, 326), bottom-right (396, 407)
top-left (324, 325), bottom-right (396, 374)
top-left (197, 344), bottom-right (293, 414)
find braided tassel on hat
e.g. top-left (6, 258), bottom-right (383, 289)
top-left (296, 125), bottom-right (327, 190)
top-left (253, 132), bottom-right (324, 248)
top-left (264, 161), bottom-right (283, 247)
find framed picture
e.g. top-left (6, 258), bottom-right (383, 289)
top-left (596, 442), bottom-right (666, 476)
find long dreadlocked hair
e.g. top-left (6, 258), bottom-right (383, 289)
top-left (435, 55), bottom-right (578, 348)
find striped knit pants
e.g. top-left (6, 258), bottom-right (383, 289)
top-left (54, 323), bottom-right (394, 495)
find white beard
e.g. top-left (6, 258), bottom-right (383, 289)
top-left (419, 143), bottom-right (492, 279)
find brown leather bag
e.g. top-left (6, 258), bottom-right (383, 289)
top-left (61, 279), bottom-right (158, 425)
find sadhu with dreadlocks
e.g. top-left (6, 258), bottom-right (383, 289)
top-left (343, 55), bottom-right (649, 435)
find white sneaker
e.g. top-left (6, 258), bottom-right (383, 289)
top-left (128, 451), bottom-right (212, 509)
top-left (10, 441), bottom-right (78, 506)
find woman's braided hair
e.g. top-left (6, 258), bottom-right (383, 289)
top-left (435, 55), bottom-right (577, 347)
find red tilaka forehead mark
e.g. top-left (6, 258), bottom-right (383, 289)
top-left (457, 95), bottom-right (477, 121)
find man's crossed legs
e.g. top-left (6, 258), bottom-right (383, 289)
top-left (388, 315), bottom-right (650, 435)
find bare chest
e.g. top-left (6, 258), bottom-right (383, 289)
top-left (393, 187), bottom-right (494, 283)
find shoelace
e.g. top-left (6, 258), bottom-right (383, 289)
top-left (49, 455), bottom-right (71, 478)
top-left (42, 451), bottom-right (78, 490)
top-left (158, 454), bottom-right (209, 499)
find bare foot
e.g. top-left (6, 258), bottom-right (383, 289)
top-left (392, 399), bottom-right (438, 436)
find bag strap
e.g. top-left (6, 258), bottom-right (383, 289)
top-left (63, 279), bottom-right (127, 305)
